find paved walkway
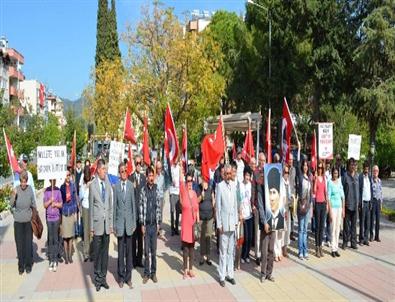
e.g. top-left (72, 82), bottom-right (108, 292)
top-left (1, 190), bottom-right (395, 302)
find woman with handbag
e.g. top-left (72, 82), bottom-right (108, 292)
top-left (43, 179), bottom-right (62, 272)
top-left (179, 168), bottom-right (200, 279)
top-left (10, 171), bottom-right (36, 275)
top-left (297, 159), bottom-right (313, 260)
top-left (60, 169), bottom-right (78, 264)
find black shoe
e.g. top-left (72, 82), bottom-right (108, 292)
top-left (102, 282), bottom-right (110, 289)
top-left (341, 243), bottom-right (347, 250)
top-left (18, 269), bottom-right (24, 275)
top-left (171, 230), bottom-right (175, 236)
top-left (65, 257), bottom-right (69, 265)
top-left (175, 230), bottom-right (180, 236)
top-left (331, 252), bottom-right (336, 258)
top-left (266, 275), bottom-right (275, 282)
top-left (369, 236), bottom-right (373, 242)
top-left (225, 276), bottom-right (236, 285)
top-left (260, 274), bottom-right (266, 283)
top-left (96, 284), bottom-right (101, 292)
top-left (58, 257), bottom-right (64, 263)
top-left (219, 280), bottom-right (225, 287)
top-left (199, 260), bottom-right (205, 266)
top-left (375, 238), bottom-right (381, 242)
top-left (351, 244), bottom-right (358, 250)
top-left (256, 258), bottom-right (261, 266)
top-left (364, 241), bottom-right (369, 246)
top-left (358, 241), bottom-right (363, 246)
top-left (69, 256), bottom-right (73, 264)
top-left (206, 259), bottom-right (212, 266)
top-left (335, 251), bottom-right (341, 257)
top-left (26, 267), bottom-right (32, 274)
top-left (84, 257), bottom-right (89, 262)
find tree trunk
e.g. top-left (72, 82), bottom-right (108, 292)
top-left (369, 118), bottom-right (379, 167)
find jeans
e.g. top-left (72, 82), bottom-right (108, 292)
top-left (298, 214), bottom-right (308, 257)
top-left (47, 220), bottom-right (60, 262)
top-left (324, 211), bottom-right (331, 243)
top-left (144, 224), bottom-right (157, 277)
top-left (343, 208), bottom-right (357, 246)
top-left (14, 221), bottom-right (33, 272)
top-left (314, 203), bottom-right (327, 247)
top-left (241, 217), bottom-right (253, 260)
top-left (370, 199), bottom-right (381, 240)
top-left (359, 201), bottom-right (371, 243)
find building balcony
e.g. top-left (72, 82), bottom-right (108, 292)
top-left (9, 86), bottom-right (24, 99)
top-left (8, 66), bottom-right (25, 81)
top-left (7, 48), bottom-right (24, 64)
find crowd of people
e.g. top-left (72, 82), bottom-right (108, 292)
top-left (9, 150), bottom-right (384, 290)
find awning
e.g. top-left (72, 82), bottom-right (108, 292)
top-left (204, 112), bottom-right (262, 134)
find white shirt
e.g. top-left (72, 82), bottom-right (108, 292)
top-left (362, 174), bottom-right (371, 201)
top-left (239, 181), bottom-right (252, 220)
top-left (170, 165), bottom-right (179, 195)
top-left (235, 159), bottom-right (245, 184)
top-left (80, 182), bottom-right (90, 208)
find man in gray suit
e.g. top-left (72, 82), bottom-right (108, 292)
top-left (89, 159), bottom-right (113, 292)
top-left (216, 165), bottom-right (238, 287)
top-left (113, 163), bottom-right (136, 289)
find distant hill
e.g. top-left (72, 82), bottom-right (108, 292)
top-left (62, 97), bottom-right (85, 117)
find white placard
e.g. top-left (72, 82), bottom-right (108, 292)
top-left (108, 141), bottom-right (125, 176)
top-left (37, 146), bottom-right (67, 180)
top-left (348, 134), bottom-right (362, 160)
top-left (318, 123), bottom-right (333, 160)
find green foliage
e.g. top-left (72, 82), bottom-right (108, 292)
top-left (64, 110), bottom-right (87, 157)
top-left (95, 0), bottom-right (121, 69)
top-left (40, 113), bottom-right (63, 146)
top-left (375, 124), bottom-right (395, 168)
top-left (0, 184), bottom-right (13, 213)
top-left (321, 103), bottom-right (369, 160)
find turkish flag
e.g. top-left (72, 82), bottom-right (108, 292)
top-left (126, 144), bottom-right (135, 176)
top-left (241, 125), bottom-right (255, 164)
top-left (68, 130), bottom-right (76, 169)
top-left (124, 108), bottom-right (137, 144)
top-left (39, 83), bottom-right (45, 108)
top-left (265, 109), bottom-right (272, 163)
top-left (142, 116), bottom-right (151, 166)
top-left (164, 103), bottom-right (179, 165)
top-left (201, 116), bottom-right (225, 182)
top-left (281, 97), bottom-right (294, 162)
top-left (3, 129), bottom-right (21, 173)
top-left (90, 159), bottom-right (98, 176)
top-left (181, 126), bottom-right (188, 173)
top-left (311, 129), bottom-right (317, 171)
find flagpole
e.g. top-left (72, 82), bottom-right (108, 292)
top-left (256, 110), bottom-right (260, 162)
top-left (3, 128), bottom-right (16, 182)
top-left (185, 120), bottom-right (188, 174)
top-left (123, 108), bottom-right (127, 142)
top-left (221, 112), bottom-right (228, 164)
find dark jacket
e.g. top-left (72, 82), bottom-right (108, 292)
top-left (342, 172), bottom-right (359, 211)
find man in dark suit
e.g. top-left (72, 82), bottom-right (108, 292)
top-left (129, 155), bottom-right (146, 268)
top-left (358, 161), bottom-right (373, 246)
top-left (114, 163), bottom-right (136, 289)
top-left (89, 159), bottom-right (113, 292)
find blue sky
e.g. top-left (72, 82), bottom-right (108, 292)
top-left (0, 0), bottom-right (245, 100)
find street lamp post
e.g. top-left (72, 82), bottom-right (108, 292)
top-left (247, 0), bottom-right (271, 108)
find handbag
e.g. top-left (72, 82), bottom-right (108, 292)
top-left (31, 206), bottom-right (43, 239)
top-left (187, 189), bottom-right (200, 241)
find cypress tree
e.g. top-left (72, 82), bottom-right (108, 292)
top-left (109, 0), bottom-right (121, 60)
top-left (95, 0), bottom-right (109, 68)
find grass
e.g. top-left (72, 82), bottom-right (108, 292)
top-left (382, 207), bottom-right (395, 222)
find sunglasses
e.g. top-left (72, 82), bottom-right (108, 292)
top-left (187, 179), bottom-right (193, 183)
top-left (284, 171), bottom-right (289, 175)
top-left (318, 166), bottom-right (324, 169)
top-left (136, 162), bottom-right (141, 166)
top-left (120, 170), bottom-right (127, 174)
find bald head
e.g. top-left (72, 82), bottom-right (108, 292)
top-left (258, 152), bottom-right (266, 168)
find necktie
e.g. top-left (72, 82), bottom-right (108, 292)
top-left (101, 181), bottom-right (105, 202)
top-left (122, 182), bottom-right (125, 194)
